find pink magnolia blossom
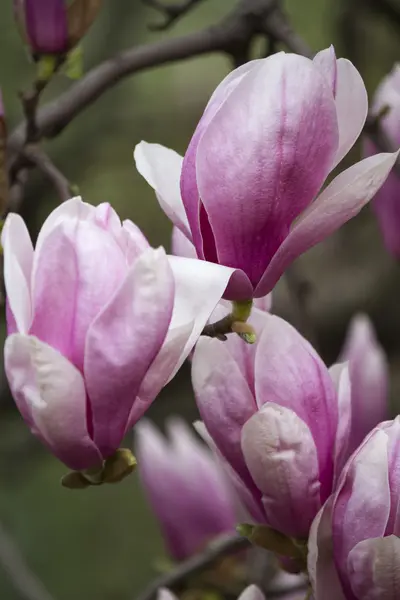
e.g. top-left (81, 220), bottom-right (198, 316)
top-left (3, 197), bottom-right (236, 471)
top-left (135, 47), bottom-right (398, 300)
top-left (192, 311), bottom-right (353, 539)
top-left (308, 417), bottom-right (400, 600)
top-left (136, 418), bottom-right (237, 560)
top-left (15, 0), bottom-right (69, 54)
top-left (365, 64), bottom-right (400, 258)
top-left (337, 313), bottom-right (389, 455)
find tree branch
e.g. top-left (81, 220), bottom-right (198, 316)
top-left (7, 0), bottom-right (284, 151)
top-left (136, 535), bottom-right (250, 600)
top-left (143, 0), bottom-right (206, 31)
top-left (0, 522), bottom-right (56, 600)
top-left (21, 145), bottom-right (73, 202)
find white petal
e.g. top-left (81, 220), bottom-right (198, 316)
top-left (134, 142), bottom-right (191, 238)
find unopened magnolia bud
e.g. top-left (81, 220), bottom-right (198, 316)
top-left (16, 0), bottom-right (69, 55)
top-left (13, 0), bottom-right (101, 57)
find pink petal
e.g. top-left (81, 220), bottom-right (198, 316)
top-left (329, 362), bottom-right (352, 483)
top-left (192, 336), bottom-right (258, 492)
top-left (313, 46), bottom-right (337, 96)
top-left (332, 429), bottom-right (391, 597)
top-left (196, 53), bottom-right (338, 287)
top-left (92, 202), bottom-right (121, 234)
top-left (31, 219), bottom-right (127, 369)
top-left (84, 248), bottom-right (174, 456)
top-left (1, 214), bottom-right (33, 333)
top-left (181, 60), bottom-right (261, 256)
top-left (134, 142), bottom-right (191, 239)
top-left (130, 257), bottom-right (243, 428)
top-left (340, 314), bottom-right (389, 455)
top-left (382, 417), bottom-right (400, 534)
top-left (348, 536), bottom-right (400, 600)
top-left (4, 333), bottom-right (102, 470)
top-left (332, 59), bottom-right (368, 169)
top-left (119, 219), bottom-right (151, 265)
top-left (33, 196), bottom-right (94, 260)
top-left (254, 314), bottom-right (337, 503)
top-left (256, 151), bottom-right (399, 296)
top-left (241, 403), bottom-right (321, 538)
top-left (167, 256), bottom-right (251, 374)
top-left (128, 321), bottom-right (194, 428)
top-left (194, 420), bottom-right (265, 523)
top-left (308, 498), bottom-right (346, 600)
top-left (171, 226), bottom-right (197, 258)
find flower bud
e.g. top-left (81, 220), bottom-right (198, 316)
top-left (13, 0), bottom-right (101, 56)
top-left (338, 313), bottom-right (389, 454)
top-left (136, 418), bottom-right (237, 560)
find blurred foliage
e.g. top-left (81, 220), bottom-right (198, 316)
top-left (1, 0), bottom-right (400, 598)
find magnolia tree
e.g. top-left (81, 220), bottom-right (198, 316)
top-left (2, 0), bottom-right (400, 599)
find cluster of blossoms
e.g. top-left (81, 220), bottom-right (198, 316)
top-left (4, 44), bottom-right (400, 598)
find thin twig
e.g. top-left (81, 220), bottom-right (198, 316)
top-left (0, 522), bottom-right (56, 600)
top-left (143, 0), bottom-right (206, 31)
top-left (21, 145), bottom-right (73, 202)
top-left (136, 535), bottom-right (250, 600)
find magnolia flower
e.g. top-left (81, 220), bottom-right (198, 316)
top-left (308, 417), bottom-right (400, 600)
top-left (365, 64), bottom-right (400, 258)
top-left (136, 418), bottom-right (237, 560)
top-left (337, 313), bottom-right (389, 455)
top-left (192, 311), bottom-right (352, 539)
top-left (135, 47), bottom-right (398, 301)
top-left (3, 197), bottom-right (235, 472)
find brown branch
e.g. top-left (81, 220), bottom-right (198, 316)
top-left (0, 522), bottom-right (57, 600)
top-left (143, 0), bottom-right (206, 31)
top-left (136, 535), bottom-right (250, 600)
top-left (21, 145), bottom-right (73, 202)
top-left (7, 0), bottom-right (287, 151)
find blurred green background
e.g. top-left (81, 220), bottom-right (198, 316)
top-left (1, 0), bottom-right (400, 598)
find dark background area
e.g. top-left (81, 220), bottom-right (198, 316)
top-left (1, 1), bottom-right (400, 598)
